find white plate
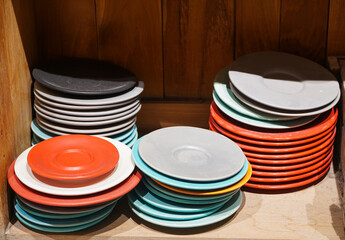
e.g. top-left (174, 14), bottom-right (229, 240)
top-left (14, 138), bottom-right (135, 196)
top-left (231, 83), bottom-right (341, 117)
top-left (213, 91), bottom-right (319, 129)
top-left (138, 126), bottom-right (246, 182)
top-left (36, 116), bottom-right (136, 136)
top-left (34, 103), bottom-right (141, 125)
top-left (34, 81), bottom-right (144, 106)
top-left (34, 91), bottom-right (139, 110)
top-left (35, 98), bottom-right (140, 117)
top-left (229, 51), bottom-right (339, 111)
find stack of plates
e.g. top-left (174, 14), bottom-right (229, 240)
top-left (210, 51), bottom-right (340, 191)
top-left (31, 59), bottom-right (143, 147)
top-left (7, 135), bottom-right (142, 232)
top-left (129, 126), bottom-right (251, 228)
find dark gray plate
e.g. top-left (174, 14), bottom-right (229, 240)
top-left (32, 58), bottom-right (138, 95)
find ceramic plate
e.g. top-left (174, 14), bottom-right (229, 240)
top-left (17, 195), bottom-right (118, 215)
top-left (214, 66), bottom-right (294, 121)
top-left (8, 160), bottom-right (142, 207)
top-left (35, 98), bottom-right (140, 117)
top-left (126, 131), bottom-right (138, 148)
top-left (245, 163), bottom-right (331, 190)
top-left (123, 129), bottom-right (138, 145)
top-left (34, 91), bottom-right (139, 110)
top-left (15, 206), bottom-right (112, 232)
top-left (36, 115), bottom-right (136, 135)
top-left (133, 139), bottom-right (248, 190)
top-left (33, 59), bottom-right (138, 95)
top-left (210, 102), bottom-right (338, 142)
top-left (35, 104), bottom-right (141, 126)
top-left (210, 117), bottom-right (335, 153)
top-left (231, 83), bottom-right (340, 117)
top-left (129, 191), bottom-right (242, 228)
top-left (134, 182), bottom-right (228, 213)
top-left (27, 135), bottom-right (119, 181)
top-left (128, 190), bottom-right (223, 221)
top-left (213, 91), bottom-right (318, 129)
top-left (15, 138), bottom-right (135, 196)
top-left (229, 51), bottom-right (339, 111)
top-left (34, 81), bottom-right (144, 106)
top-left (138, 127), bottom-right (245, 182)
top-left (142, 177), bottom-right (238, 205)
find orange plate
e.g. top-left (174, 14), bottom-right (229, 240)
top-left (28, 135), bottom-right (119, 181)
top-left (210, 117), bottom-right (335, 154)
top-left (210, 101), bottom-right (337, 142)
top-left (8, 160), bottom-right (142, 207)
top-left (153, 163), bottom-right (252, 196)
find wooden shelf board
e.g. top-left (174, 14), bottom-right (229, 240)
top-left (5, 167), bottom-right (344, 240)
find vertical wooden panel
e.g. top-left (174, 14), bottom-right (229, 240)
top-left (327, 0), bottom-right (345, 56)
top-left (280, 0), bottom-right (329, 64)
top-left (35, 0), bottom-right (98, 60)
top-left (163, 0), bottom-right (235, 99)
top-left (0, 0), bottom-right (33, 237)
top-left (235, 0), bottom-right (280, 59)
top-left (96, 0), bottom-right (163, 98)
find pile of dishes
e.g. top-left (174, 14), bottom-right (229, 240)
top-left (31, 59), bottom-right (143, 147)
top-left (209, 51), bottom-right (340, 191)
top-left (7, 135), bottom-right (141, 232)
top-left (129, 126), bottom-right (251, 228)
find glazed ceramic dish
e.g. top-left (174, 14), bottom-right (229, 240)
top-left (213, 66), bottom-right (294, 121)
top-left (210, 102), bottom-right (338, 141)
top-left (34, 81), bottom-right (144, 106)
top-left (138, 127), bottom-right (245, 182)
top-left (129, 191), bottom-right (242, 228)
top-left (33, 59), bottom-right (138, 95)
top-left (35, 98), bottom-right (140, 117)
top-left (213, 91), bottom-right (318, 129)
top-left (229, 51), bottom-right (339, 111)
top-left (27, 135), bottom-right (119, 181)
top-left (230, 83), bottom-right (340, 117)
top-left (15, 139), bottom-right (135, 196)
top-left (132, 139), bottom-right (249, 190)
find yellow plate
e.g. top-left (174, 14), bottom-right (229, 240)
top-left (153, 162), bottom-right (252, 196)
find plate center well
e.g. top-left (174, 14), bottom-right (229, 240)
top-left (54, 149), bottom-right (93, 170)
top-left (263, 76), bottom-right (304, 94)
top-left (172, 146), bottom-right (211, 167)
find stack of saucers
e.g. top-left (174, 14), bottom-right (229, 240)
top-left (129, 126), bottom-right (251, 228)
top-left (31, 59), bottom-right (143, 147)
top-left (7, 135), bottom-right (141, 232)
top-left (209, 51), bottom-right (340, 191)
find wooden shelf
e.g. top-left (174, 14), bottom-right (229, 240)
top-left (5, 166), bottom-right (344, 240)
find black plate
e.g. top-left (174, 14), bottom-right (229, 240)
top-left (32, 58), bottom-right (138, 96)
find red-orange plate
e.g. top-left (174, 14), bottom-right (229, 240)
top-left (28, 135), bottom-right (119, 181)
top-left (8, 160), bottom-right (142, 207)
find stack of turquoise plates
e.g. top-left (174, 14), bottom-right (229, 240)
top-left (31, 58), bottom-right (143, 148)
top-left (129, 126), bottom-right (252, 228)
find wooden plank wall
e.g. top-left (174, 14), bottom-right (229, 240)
top-left (32, 0), bottom-right (345, 100)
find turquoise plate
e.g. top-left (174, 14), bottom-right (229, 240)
top-left (134, 182), bottom-right (228, 213)
top-left (126, 130), bottom-right (138, 148)
top-left (110, 125), bottom-right (137, 141)
top-left (213, 91), bottom-right (318, 129)
top-left (15, 202), bottom-right (115, 227)
top-left (15, 208), bottom-right (112, 233)
top-left (132, 139), bottom-right (248, 190)
top-left (143, 177), bottom-right (238, 204)
top-left (123, 128), bottom-right (138, 145)
top-left (15, 197), bottom-right (116, 219)
top-left (129, 191), bottom-right (242, 228)
top-left (128, 190), bottom-right (224, 221)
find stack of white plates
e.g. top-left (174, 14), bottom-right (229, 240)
top-left (129, 126), bottom-right (251, 228)
top-left (31, 59), bottom-right (143, 147)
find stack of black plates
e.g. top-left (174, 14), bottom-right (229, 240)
top-left (31, 59), bottom-right (143, 147)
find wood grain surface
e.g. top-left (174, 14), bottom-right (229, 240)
top-left (163, 0), bottom-right (234, 99)
top-left (280, 0), bottom-right (329, 64)
top-left (328, 0), bottom-right (345, 56)
top-left (96, 0), bottom-right (163, 98)
top-left (0, 0), bottom-right (33, 237)
top-left (235, 0), bottom-right (280, 59)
